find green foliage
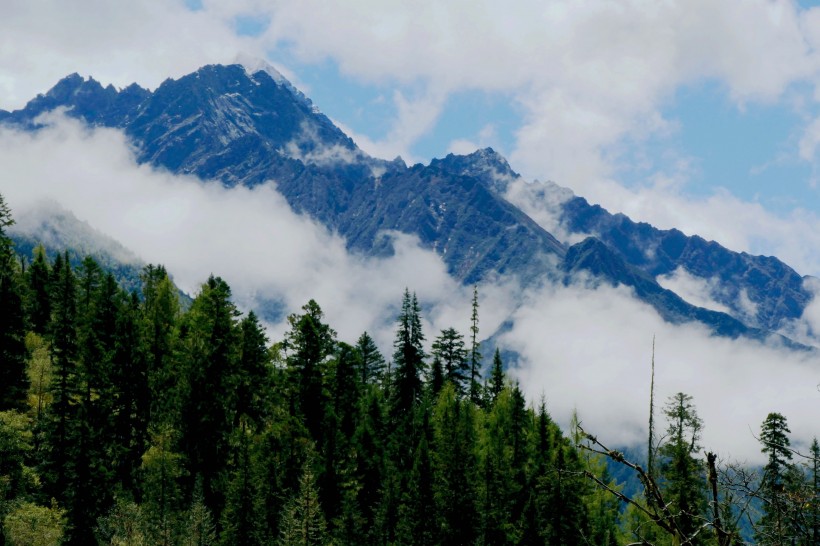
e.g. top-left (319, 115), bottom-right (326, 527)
top-left (355, 331), bottom-right (385, 386)
top-left (658, 392), bottom-right (707, 542)
top-left (489, 348), bottom-right (505, 403)
top-left (3, 500), bottom-right (65, 546)
top-left (757, 412), bottom-right (798, 545)
top-left (431, 327), bottom-right (469, 395)
top-left (0, 209), bottom-right (29, 411)
top-left (0, 411), bottom-right (35, 522)
top-left (278, 457), bottom-right (329, 546)
top-left (390, 289), bottom-right (425, 420)
top-left (284, 299), bottom-right (336, 444)
top-left (10, 190), bottom-right (819, 546)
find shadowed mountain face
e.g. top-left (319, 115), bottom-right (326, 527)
top-left (2, 63), bottom-right (814, 345)
top-left (559, 197), bottom-right (811, 332)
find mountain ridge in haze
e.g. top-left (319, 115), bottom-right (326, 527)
top-left (1, 62), bottom-right (813, 346)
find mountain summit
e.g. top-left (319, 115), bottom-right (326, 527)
top-left (1, 64), bottom-right (814, 345)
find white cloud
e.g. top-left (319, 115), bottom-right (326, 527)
top-left (657, 267), bottom-right (734, 315)
top-left (503, 280), bottom-right (820, 465)
top-left (0, 113), bottom-right (517, 353)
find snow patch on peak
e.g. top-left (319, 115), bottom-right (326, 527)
top-left (232, 53), bottom-right (320, 114)
top-left (233, 53), bottom-right (288, 86)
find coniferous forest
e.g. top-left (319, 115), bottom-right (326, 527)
top-left (0, 193), bottom-right (818, 546)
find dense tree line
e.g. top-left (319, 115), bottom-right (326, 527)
top-left (0, 193), bottom-right (817, 545)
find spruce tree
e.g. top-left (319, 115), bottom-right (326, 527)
top-left (431, 327), bottom-right (468, 395)
top-left (355, 331), bottom-right (385, 386)
top-left (179, 275), bottom-right (240, 519)
top-left (111, 291), bottom-right (150, 493)
top-left (40, 252), bottom-right (78, 504)
top-left (140, 264), bottom-right (179, 427)
top-left (757, 412), bottom-right (795, 545)
top-left (395, 414), bottom-right (435, 546)
top-left (390, 289), bottom-right (426, 419)
top-left (278, 458), bottom-right (329, 546)
top-left (234, 311), bottom-right (272, 429)
top-left (489, 348), bottom-right (505, 403)
top-left (353, 386), bottom-right (387, 544)
top-left (0, 194), bottom-right (28, 411)
top-left (283, 299), bottom-right (336, 444)
top-left (659, 392), bottom-right (707, 544)
top-left (27, 245), bottom-right (52, 335)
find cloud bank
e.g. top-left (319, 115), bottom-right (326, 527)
top-left (0, 114), bottom-right (515, 350)
top-left (1, 114), bottom-right (817, 464)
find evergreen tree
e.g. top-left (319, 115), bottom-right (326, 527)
top-left (355, 331), bottom-right (385, 386)
top-left (219, 418), bottom-right (263, 546)
top-left (183, 478), bottom-right (217, 546)
top-left (429, 354), bottom-right (444, 397)
top-left (468, 284), bottom-right (483, 404)
top-left (433, 383), bottom-right (479, 546)
top-left (26, 245), bottom-right (51, 335)
top-left (278, 458), bottom-right (329, 546)
top-left (234, 311), bottom-right (272, 429)
top-left (395, 412), bottom-right (435, 546)
top-left (541, 444), bottom-right (591, 545)
top-left (110, 291), bottom-right (150, 493)
top-left (353, 386), bottom-right (387, 544)
top-left (179, 275), bottom-right (241, 519)
top-left (321, 343), bottom-right (360, 525)
top-left (390, 289), bottom-right (425, 420)
top-left (284, 300), bottom-right (336, 444)
top-left (757, 412), bottom-right (795, 545)
top-left (40, 252), bottom-right (78, 504)
top-left (479, 387), bottom-right (523, 545)
top-left (431, 327), bottom-right (468, 395)
top-left (659, 392), bottom-right (707, 544)
top-left (141, 425), bottom-right (186, 545)
top-left (0, 194), bottom-right (28, 411)
top-left (140, 265), bottom-right (179, 427)
top-left (69, 258), bottom-right (118, 543)
top-left (489, 348), bottom-right (505, 403)
top-left (809, 438), bottom-right (820, 546)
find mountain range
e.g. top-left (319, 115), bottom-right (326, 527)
top-left (1, 62), bottom-right (813, 348)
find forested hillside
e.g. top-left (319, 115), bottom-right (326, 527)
top-left (0, 193), bottom-right (817, 546)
